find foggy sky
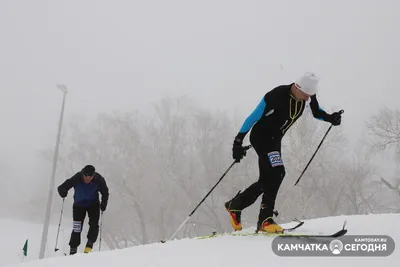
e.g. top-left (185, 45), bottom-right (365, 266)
top-left (1, 0), bottom-right (399, 204)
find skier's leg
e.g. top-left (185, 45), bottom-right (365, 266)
top-left (69, 204), bottom-right (86, 254)
top-left (225, 139), bottom-right (266, 231)
top-left (226, 181), bottom-right (263, 210)
top-left (85, 202), bottom-right (100, 252)
top-left (257, 150), bottom-right (285, 233)
top-left (225, 180), bottom-right (263, 231)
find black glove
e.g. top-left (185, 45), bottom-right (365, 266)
top-left (58, 190), bottom-right (67, 198)
top-left (100, 201), bottom-right (107, 212)
top-left (232, 136), bottom-right (247, 163)
top-left (328, 111), bottom-right (342, 126)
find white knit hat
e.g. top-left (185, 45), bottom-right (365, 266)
top-left (295, 72), bottom-right (319, 95)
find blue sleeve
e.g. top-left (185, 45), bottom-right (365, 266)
top-left (315, 107), bottom-right (325, 121)
top-left (239, 98), bottom-right (266, 133)
top-left (310, 95), bottom-right (329, 121)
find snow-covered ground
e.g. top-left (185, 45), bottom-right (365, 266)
top-left (0, 216), bottom-right (107, 266)
top-left (0, 218), bottom-right (70, 265)
top-left (1, 213), bottom-right (399, 267)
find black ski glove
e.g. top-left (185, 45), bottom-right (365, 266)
top-left (100, 201), bottom-right (107, 212)
top-left (328, 111), bottom-right (342, 126)
top-left (58, 189), bottom-right (67, 198)
top-left (232, 136), bottom-right (247, 163)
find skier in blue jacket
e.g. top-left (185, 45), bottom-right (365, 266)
top-left (58, 165), bottom-right (109, 255)
top-left (225, 72), bottom-right (342, 233)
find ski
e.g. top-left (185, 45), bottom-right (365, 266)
top-left (197, 220), bottom-right (347, 240)
top-left (283, 219), bottom-right (304, 232)
top-left (255, 228), bottom-right (347, 238)
top-left (197, 219), bottom-right (305, 239)
top-left (247, 220), bottom-right (347, 239)
top-left (198, 228), bottom-right (347, 240)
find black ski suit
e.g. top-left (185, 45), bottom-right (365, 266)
top-left (230, 83), bottom-right (337, 226)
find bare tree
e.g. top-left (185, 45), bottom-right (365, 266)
top-left (379, 177), bottom-right (400, 212)
top-left (365, 106), bottom-right (400, 163)
top-left (365, 106), bottom-right (400, 212)
top-left (341, 155), bottom-right (380, 214)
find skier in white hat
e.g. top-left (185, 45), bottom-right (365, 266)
top-left (225, 72), bottom-right (342, 233)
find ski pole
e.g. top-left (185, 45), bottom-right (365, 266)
top-left (54, 198), bottom-right (65, 252)
top-left (294, 110), bottom-right (344, 186)
top-left (167, 145), bottom-right (252, 241)
top-left (99, 211), bottom-right (103, 251)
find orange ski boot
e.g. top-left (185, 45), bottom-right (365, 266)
top-left (258, 217), bottom-right (283, 233)
top-left (225, 199), bottom-right (242, 231)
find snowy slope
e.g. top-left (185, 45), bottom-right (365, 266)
top-left (0, 218), bottom-right (71, 266)
top-left (2, 213), bottom-right (399, 267)
top-left (0, 217), bottom-right (109, 266)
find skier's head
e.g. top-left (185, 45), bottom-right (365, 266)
top-left (82, 165), bottom-right (95, 183)
top-left (292, 72), bottom-right (319, 100)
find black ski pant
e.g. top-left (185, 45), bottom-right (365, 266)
top-left (230, 135), bottom-right (285, 225)
top-left (69, 202), bottom-right (100, 248)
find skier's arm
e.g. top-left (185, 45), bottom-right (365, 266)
top-left (98, 175), bottom-right (109, 208)
top-left (57, 173), bottom-right (79, 198)
top-left (309, 95), bottom-right (330, 121)
top-left (310, 95), bottom-right (343, 126)
top-left (235, 97), bottom-right (267, 140)
top-left (236, 87), bottom-right (283, 141)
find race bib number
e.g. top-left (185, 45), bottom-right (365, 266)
top-left (73, 221), bottom-right (82, 233)
top-left (268, 151), bottom-right (283, 167)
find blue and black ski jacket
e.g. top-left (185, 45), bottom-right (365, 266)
top-left (58, 172), bottom-right (109, 208)
top-left (236, 83), bottom-right (331, 142)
